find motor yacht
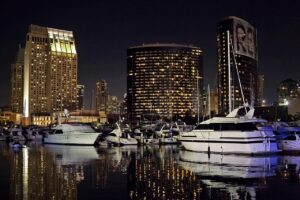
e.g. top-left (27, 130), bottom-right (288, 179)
top-left (277, 124), bottom-right (300, 152)
top-left (43, 123), bottom-right (101, 145)
top-left (178, 106), bottom-right (279, 154)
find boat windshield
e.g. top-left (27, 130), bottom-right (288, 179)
top-left (155, 124), bottom-right (164, 131)
top-left (54, 130), bottom-right (63, 134)
top-left (195, 122), bottom-right (258, 131)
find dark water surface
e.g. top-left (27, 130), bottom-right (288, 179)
top-left (1, 142), bottom-right (300, 200)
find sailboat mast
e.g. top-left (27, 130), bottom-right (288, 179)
top-left (227, 30), bottom-right (232, 113)
top-left (208, 84), bottom-right (211, 119)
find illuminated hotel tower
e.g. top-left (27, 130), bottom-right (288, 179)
top-left (127, 44), bottom-right (203, 121)
top-left (10, 45), bottom-right (24, 113)
top-left (23, 24), bottom-right (77, 118)
top-left (217, 16), bottom-right (258, 114)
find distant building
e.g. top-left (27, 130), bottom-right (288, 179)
top-left (96, 80), bottom-right (108, 113)
top-left (127, 43), bottom-right (203, 122)
top-left (277, 78), bottom-right (299, 105)
top-left (257, 74), bottom-right (264, 106)
top-left (107, 95), bottom-right (120, 114)
top-left (10, 45), bottom-right (24, 113)
top-left (23, 24), bottom-right (77, 120)
top-left (77, 85), bottom-right (85, 110)
top-left (255, 105), bottom-right (288, 122)
top-left (217, 16), bottom-right (258, 114)
top-left (210, 88), bottom-right (219, 116)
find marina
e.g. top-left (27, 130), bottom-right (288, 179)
top-left (1, 142), bottom-right (300, 199)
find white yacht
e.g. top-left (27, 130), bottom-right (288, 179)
top-left (179, 106), bottom-right (280, 154)
top-left (43, 123), bottom-right (101, 145)
top-left (105, 123), bottom-right (138, 146)
top-left (277, 125), bottom-right (300, 152)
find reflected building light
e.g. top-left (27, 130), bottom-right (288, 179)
top-left (23, 148), bottom-right (29, 200)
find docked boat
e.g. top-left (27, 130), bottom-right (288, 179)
top-left (43, 123), bottom-right (101, 145)
top-left (273, 122), bottom-right (300, 152)
top-left (0, 127), bottom-right (7, 141)
top-left (152, 122), bottom-right (180, 145)
top-left (178, 106), bottom-right (279, 154)
top-left (105, 123), bottom-right (138, 146)
top-left (278, 134), bottom-right (300, 152)
top-left (0, 132), bottom-right (7, 141)
top-left (24, 126), bottom-right (43, 141)
top-left (8, 126), bottom-right (26, 142)
top-left (133, 128), bottom-right (154, 145)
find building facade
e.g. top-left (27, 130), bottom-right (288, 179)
top-left (10, 45), bottom-right (24, 113)
top-left (96, 80), bottom-right (108, 113)
top-left (23, 24), bottom-right (77, 118)
top-left (77, 84), bottom-right (85, 110)
top-left (127, 44), bottom-right (203, 122)
top-left (217, 16), bottom-right (258, 114)
top-left (277, 78), bottom-right (299, 105)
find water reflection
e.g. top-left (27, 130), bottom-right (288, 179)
top-left (278, 155), bottom-right (300, 182)
top-left (127, 145), bottom-right (202, 199)
top-left (1, 142), bottom-right (300, 199)
top-left (178, 151), bottom-right (278, 200)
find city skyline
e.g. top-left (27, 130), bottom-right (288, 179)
top-left (1, 0), bottom-right (300, 107)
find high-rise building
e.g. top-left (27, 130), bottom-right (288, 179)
top-left (96, 80), bottom-right (108, 113)
top-left (107, 95), bottom-right (120, 114)
top-left (127, 44), bottom-right (203, 121)
top-left (257, 74), bottom-right (264, 106)
top-left (217, 16), bottom-right (258, 114)
top-left (77, 85), bottom-right (85, 110)
top-left (23, 24), bottom-right (77, 118)
top-left (10, 45), bottom-right (24, 113)
top-left (277, 78), bottom-right (299, 105)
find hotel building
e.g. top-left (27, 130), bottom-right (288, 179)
top-left (127, 44), bottom-right (203, 121)
top-left (23, 24), bottom-right (77, 118)
top-left (217, 16), bottom-right (258, 114)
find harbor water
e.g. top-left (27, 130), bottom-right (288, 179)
top-left (1, 142), bottom-right (300, 200)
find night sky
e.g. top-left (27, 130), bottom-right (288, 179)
top-left (1, 0), bottom-right (300, 107)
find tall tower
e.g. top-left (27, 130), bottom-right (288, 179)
top-left (10, 45), bottom-right (24, 113)
top-left (127, 44), bottom-right (203, 122)
top-left (23, 24), bottom-right (77, 118)
top-left (77, 85), bottom-right (85, 110)
top-left (217, 16), bottom-right (258, 114)
top-left (257, 74), bottom-right (264, 106)
top-left (96, 80), bottom-right (108, 113)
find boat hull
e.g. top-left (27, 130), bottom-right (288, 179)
top-left (179, 131), bottom-right (279, 154)
top-left (106, 136), bottom-right (138, 146)
top-left (44, 133), bottom-right (100, 145)
top-left (278, 140), bottom-right (300, 152)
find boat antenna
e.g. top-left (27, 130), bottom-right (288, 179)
top-left (226, 31), bottom-right (232, 113)
top-left (229, 33), bottom-right (247, 114)
top-left (208, 84), bottom-right (211, 119)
